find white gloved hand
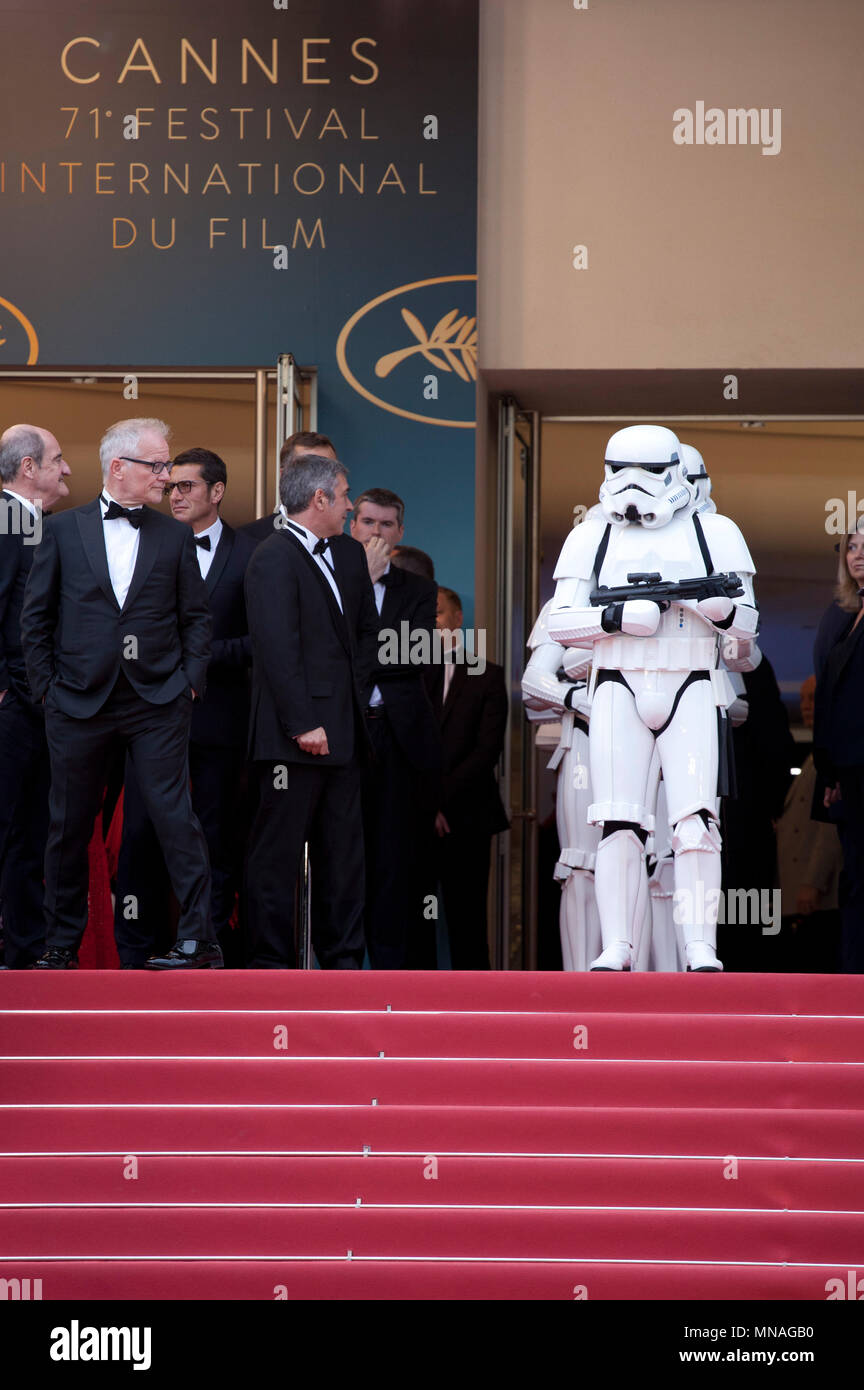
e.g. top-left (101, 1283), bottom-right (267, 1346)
top-left (727, 697), bottom-right (749, 727)
top-left (697, 595), bottom-right (734, 624)
top-left (620, 599), bottom-right (663, 636)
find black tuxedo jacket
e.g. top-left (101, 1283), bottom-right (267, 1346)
top-left (241, 512), bottom-right (283, 547)
top-left (0, 493), bottom-right (40, 702)
top-left (435, 660), bottom-right (510, 837)
top-left (21, 497), bottom-right (211, 716)
top-left (245, 527), bottom-right (379, 767)
top-left (192, 522), bottom-right (255, 748)
top-left (374, 565), bottom-right (443, 773)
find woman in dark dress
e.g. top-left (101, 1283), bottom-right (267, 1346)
top-left (813, 523), bottom-right (864, 973)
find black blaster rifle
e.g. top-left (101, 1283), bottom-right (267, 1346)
top-left (590, 571), bottom-right (744, 611)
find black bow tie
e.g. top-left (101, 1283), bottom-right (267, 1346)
top-left (378, 569), bottom-right (397, 588)
top-left (102, 497), bottom-right (144, 529)
top-left (195, 535), bottom-right (211, 551)
top-left (313, 537), bottom-right (330, 556)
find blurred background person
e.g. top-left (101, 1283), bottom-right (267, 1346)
top-left (775, 675), bottom-right (842, 971)
top-left (115, 448), bottom-right (255, 967)
top-left (719, 650), bottom-right (795, 972)
top-left (813, 522), bottom-right (864, 973)
top-left (432, 585), bottom-right (509, 969)
top-left (0, 424), bottom-right (71, 967)
top-left (391, 545), bottom-right (436, 582)
top-left (350, 489), bottom-right (442, 968)
top-left (242, 431), bottom-right (337, 546)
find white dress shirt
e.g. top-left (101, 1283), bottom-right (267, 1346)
top-left (367, 561), bottom-right (391, 708)
top-left (100, 488), bottom-right (142, 608)
top-left (2, 488), bottom-right (38, 519)
top-left (193, 516), bottom-right (223, 580)
top-left (279, 509), bottom-right (343, 612)
top-left (443, 637), bottom-right (464, 704)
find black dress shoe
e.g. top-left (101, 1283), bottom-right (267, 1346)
top-left (32, 947), bottom-right (77, 970)
top-left (145, 939), bottom-right (224, 970)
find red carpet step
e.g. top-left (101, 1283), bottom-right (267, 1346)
top-left (1, 971), bottom-right (862, 1300)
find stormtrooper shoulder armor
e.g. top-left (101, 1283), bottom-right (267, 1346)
top-left (553, 515), bottom-right (610, 582)
top-left (698, 513), bottom-right (756, 575)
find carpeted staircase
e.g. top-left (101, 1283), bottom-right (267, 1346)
top-left (1, 971), bottom-right (862, 1300)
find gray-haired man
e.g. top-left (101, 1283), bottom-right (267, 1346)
top-left (0, 424), bottom-right (71, 966)
top-left (244, 453), bottom-right (379, 967)
top-left (22, 417), bottom-right (218, 969)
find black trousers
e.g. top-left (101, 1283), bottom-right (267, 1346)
top-left (0, 691), bottom-right (50, 966)
top-left (43, 672), bottom-right (212, 952)
top-left (115, 743), bottom-right (247, 966)
top-left (362, 711), bottom-right (437, 969)
top-left (437, 828), bottom-right (493, 970)
top-left (246, 759), bottom-right (365, 969)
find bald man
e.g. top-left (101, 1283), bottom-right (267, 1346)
top-left (0, 424), bottom-right (71, 966)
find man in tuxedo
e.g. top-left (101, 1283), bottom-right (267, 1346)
top-left (433, 586), bottom-right (509, 969)
top-left (116, 448), bottom-right (255, 967)
top-left (0, 425), bottom-right (71, 967)
top-left (22, 417), bottom-right (219, 970)
top-left (242, 430), bottom-right (338, 547)
top-left (245, 453), bottom-right (378, 968)
top-left (350, 489), bottom-right (442, 967)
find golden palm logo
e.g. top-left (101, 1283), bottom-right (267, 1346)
top-left (375, 308), bottom-right (477, 383)
top-left (0, 295), bottom-right (39, 363)
top-left (336, 274), bottom-right (477, 429)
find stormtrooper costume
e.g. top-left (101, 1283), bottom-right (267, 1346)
top-left (645, 443), bottom-right (759, 970)
top-left (547, 425), bottom-right (759, 972)
top-left (522, 602), bottom-right (602, 970)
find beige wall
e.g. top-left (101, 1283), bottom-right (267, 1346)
top-left (0, 380), bottom-right (276, 527)
top-left (479, 0), bottom-right (864, 371)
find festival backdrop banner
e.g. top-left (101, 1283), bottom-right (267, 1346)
top-left (0, 0), bottom-right (478, 609)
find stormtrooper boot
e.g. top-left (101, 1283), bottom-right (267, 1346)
top-left (589, 827), bottom-right (647, 971)
top-left (671, 813), bottom-right (724, 972)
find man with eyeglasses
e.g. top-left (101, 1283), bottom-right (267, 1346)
top-left (22, 417), bottom-right (219, 970)
top-left (116, 447), bottom-right (255, 968)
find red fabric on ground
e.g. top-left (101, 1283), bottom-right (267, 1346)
top-left (1, 972), bottom-right (862, 1298)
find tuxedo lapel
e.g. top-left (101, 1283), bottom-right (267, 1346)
top-left (205, 523), bottom-right (234, 597)
top-left (282, 530), bottom-right (351, 655)
top-left (121, 505), bottom-right (161, 611)
top-left (76, 499), bottom-right (119, 612)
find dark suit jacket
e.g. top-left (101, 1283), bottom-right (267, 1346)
top-left (374, 565), bottom-right (443, 774)
top-left (436, 660), bottom-right (510, 836)
top-left (192, 523), bottom-right (255, 748)
top-left (245, 527), bottom-right (379, 766)
top-left (0, 493), bottom-right (40, 701)
top-left (813, 600), bottom-right (864, 777)
top-left (241, 512), bottom-right (283, 547)
top-left (21, 497), bottom-right (211, 716)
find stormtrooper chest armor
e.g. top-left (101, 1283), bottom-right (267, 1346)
top-left (594, 511), bottom-right (723, 676)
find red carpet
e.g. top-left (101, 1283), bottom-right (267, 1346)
top-left (1, 971), bottom-right (862, 1300)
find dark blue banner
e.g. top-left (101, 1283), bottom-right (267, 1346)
top-left (0, 0), bottom-right (478, 610)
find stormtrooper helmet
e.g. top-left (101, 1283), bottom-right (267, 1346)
top-left (598, 424), bottom-right (695, 528)
top-left (681, 443), bottom-right (716, 514)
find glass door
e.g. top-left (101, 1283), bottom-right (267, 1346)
top-left (494, 397), bottom-right (540, 969)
